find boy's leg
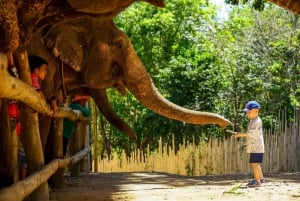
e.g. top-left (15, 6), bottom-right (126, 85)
top-left (257, 164), bottom-right (264, 180)
top-left (18, 151), bottom-right (28, 180)
top-left (251, 163), bottom-right (262, 182)
top-left (63, 137), bottom-right (69, 156)
top-left (19, 166), bottom-right (27, 180)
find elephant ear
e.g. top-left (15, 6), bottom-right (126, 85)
top-left (42, 24), bottom-right (86, 72)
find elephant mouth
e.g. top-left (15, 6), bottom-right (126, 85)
top-left (80, 78), bottom-right (126, 96)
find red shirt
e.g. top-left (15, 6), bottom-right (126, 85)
top-left (31, 73), bottom-right (41, 91)
top-left (8, 101), bottom-right (21, 136)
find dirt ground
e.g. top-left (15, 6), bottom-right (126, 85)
top-left (49, 171), bottom-right (300, 201)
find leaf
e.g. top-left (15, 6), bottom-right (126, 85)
top-left (223, 184), bottom-right (244, 194)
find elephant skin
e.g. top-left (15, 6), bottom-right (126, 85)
top-left (19, 17), bottom-right (231, 142)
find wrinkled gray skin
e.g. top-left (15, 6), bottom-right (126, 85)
top-left (20, 17), bottom-right (231, 142)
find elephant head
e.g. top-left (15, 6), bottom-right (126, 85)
top-left (23, 17), bottom-right (231, 140)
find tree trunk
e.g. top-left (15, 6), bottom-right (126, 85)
top-left (15, 51), bottom-right (49, 201)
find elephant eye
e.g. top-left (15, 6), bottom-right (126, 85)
top-left (113, 37), bottom-right (127, 49)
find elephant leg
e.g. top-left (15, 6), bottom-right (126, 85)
top-left (88, 89), bottom-right (136, 140)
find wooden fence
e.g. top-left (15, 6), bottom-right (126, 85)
top-left (95, 114), bottom-right (300, 176)
top-left (0, 52), bottom-right (90, 201)
top-left (0, 148), bottom-right (89, 201)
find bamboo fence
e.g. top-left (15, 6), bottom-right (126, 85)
top-left (95, 114), bottom-right (300, 176)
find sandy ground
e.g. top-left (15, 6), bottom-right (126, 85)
top-left (49, 171), bottom-right (300, 201)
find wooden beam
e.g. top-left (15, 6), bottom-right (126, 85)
top-left (54, 107), bottom-right (90, 122)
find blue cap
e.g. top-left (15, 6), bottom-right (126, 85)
top-left (242, 101), bottom-right (260, 112)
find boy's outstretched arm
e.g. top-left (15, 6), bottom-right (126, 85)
top-left (233, 132), bottom-right (248, 138)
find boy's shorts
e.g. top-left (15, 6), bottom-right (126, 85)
top-left (18, 149), bottom-right (28, 169)
top-left (249, 153), bottom-right (263, 163)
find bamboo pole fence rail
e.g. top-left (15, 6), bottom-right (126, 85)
top-left (0, 147), bottom-right (89, 201)
top-left (95, 118), bottom-right (300, 175)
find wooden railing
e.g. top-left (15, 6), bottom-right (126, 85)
top-left (0, 52), bottom-right (90, 201)
top-left (0, 148), bottom-right (89, 201)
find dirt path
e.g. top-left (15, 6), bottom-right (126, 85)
top-left (50, 172), bottom-right (300, 201)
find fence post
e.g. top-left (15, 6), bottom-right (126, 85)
top-left (15, 51), bottom-right (49, 201)
top-left (92, 101), bottom-right (98, 172)
top-left (69, 121), bottom-right (84, 176)
top-left (52, 118), bottom-right (65, 187)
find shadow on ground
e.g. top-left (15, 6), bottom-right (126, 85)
top-left (50, 171), bottom-right (300, 201)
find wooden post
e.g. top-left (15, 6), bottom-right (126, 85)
top-left (80, 102), bottom-right (90, 173)
top-left (84, 102), bottom-right (91, 172)
top-left (92, 101), bottom-right (98, 172)
top-left (0, 53), bottom-right (17, 187)
top-left (52, 118), bottom-right (65, 187)
top-left (69, 121), bottom-right (84, 176)
top-left (0, 100), bottom-right (16, 187)
top-left (79, 121), bottom-right (86, 172)
top-left (14, 51), bottom-right (49, 201)
top-left (9, 119), bottom-right (19, 182)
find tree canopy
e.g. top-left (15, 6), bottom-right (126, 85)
top-left (94, 0), bottom-right (300, 154)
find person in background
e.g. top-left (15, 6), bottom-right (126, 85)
top-left (63, 95), bottom-right (91, 156)
top-left (234, 100), bottom-right (265, 188)
top-left (6, 53), bottom-right (27, 180)
top-left (28, 55), bottom-right (58, 115)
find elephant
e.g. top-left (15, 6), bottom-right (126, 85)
top-left (19, 16), bottom-right (231, 143)
top-left (0, 0), bottom-right (299, 55)
top-left (1, 0), bottom-right (298, 191)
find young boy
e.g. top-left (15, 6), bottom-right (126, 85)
top-left (63, 95), bottom-right (90, 156)
top-left (234, 100), bottom-right (265, 187)
top-left (28, 55), bottom-right (58, 114)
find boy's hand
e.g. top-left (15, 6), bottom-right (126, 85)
top-left (50, 100), bottom-right (58, 115)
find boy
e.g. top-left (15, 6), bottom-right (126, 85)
top-left (63, 95), bottom-right (90, 156)
top-left (234, 100), bottom-right (265, 187)
top-left (28, 55), bottom-right (58, 114)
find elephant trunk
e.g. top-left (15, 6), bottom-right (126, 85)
top-left (124, 50), bottom-right (231, 129)
top-left (88, 89), bottom-right (137, 140)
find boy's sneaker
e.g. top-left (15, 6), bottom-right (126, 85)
top-left (247, 180), bottom-right (261, 188)
top-left (249, 179), bottom-right (266, 183)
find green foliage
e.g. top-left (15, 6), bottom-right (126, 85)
top-left (96, 0), bottom-right (300, 155)
top-left (225, 0), bottom-right (265, 11)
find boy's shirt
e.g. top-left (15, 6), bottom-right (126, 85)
top-left (63, 102), bottom-right (91, 139)
top-left (246, 116), bottom-right (264, 153)
top-left (31, 73), bottom-right (41, 91)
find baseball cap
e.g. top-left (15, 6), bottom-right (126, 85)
top-left (242, 101), bottom-right (260, 112)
